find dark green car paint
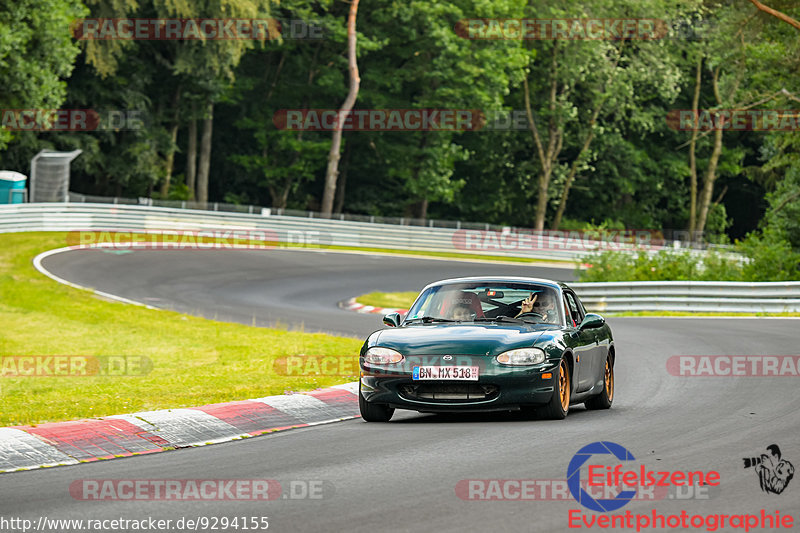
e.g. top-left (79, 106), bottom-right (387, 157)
top-left (359, 277), bottom-right (614, 414)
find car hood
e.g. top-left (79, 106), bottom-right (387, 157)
top-left (369, 323), bottom-right (558, 357)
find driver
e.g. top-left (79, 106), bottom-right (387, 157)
top-left (515, 291), bottom-right (558, 323)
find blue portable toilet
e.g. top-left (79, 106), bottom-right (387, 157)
top-left (0, 171), bottom-right (27, 204)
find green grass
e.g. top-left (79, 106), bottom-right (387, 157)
top-left (356, 291), bottom-right (418, 309)
top-left (0, 232), bottom-right (362, 426)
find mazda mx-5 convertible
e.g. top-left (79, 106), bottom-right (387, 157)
top-left (358, 277), bottom-right (615, 422)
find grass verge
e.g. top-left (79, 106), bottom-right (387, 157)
top-left (0, 232), bottom-right (362, 426)
top-left (355, 291), bottom-right (417, 309)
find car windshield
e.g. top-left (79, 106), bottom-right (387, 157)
top-left (404, 282), bottom-right (562, 325)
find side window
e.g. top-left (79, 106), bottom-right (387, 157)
top-left (565, 292), bottom-right (584, 324)
top-left (573, 292), bottom-right (588, 319)
top-left (563, 295), bottom-right (576, 327)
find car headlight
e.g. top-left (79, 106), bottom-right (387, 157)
top-left (364, 347), bottom-right (404, 364)
top-left (496, 348), bottom-right (546, 366)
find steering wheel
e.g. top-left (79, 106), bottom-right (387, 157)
top-left (517, 311), bottom-right (545, 319)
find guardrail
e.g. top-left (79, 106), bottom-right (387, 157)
top-left (0, 202), bottom-right (682, 262)
top-left (571, 281), bottom-right (800, 313)
top-left (1, 202), bottom-right (794, 313)
top-left (65, 192), bottom-right (733, 248)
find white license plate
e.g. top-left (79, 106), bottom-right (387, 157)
top-left (412, 366), bottom-right (479, 381)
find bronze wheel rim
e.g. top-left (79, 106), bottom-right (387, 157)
top-left (605, 359), bottom-right (614, 402)
top-left (559, 360), bottom-right (570, 411)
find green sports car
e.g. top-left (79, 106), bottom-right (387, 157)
top-left (358, 277), bottom-right (615, 422)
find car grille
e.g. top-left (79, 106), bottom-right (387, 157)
top-left (399, 383), bottom-right (499, 401)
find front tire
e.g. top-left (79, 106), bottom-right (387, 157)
top-left (359, 384), bottom-right (394, 422)
top-left (585, 354), bottom-right (614, 410)
top-left (541, 357), bottom-right (570, 420)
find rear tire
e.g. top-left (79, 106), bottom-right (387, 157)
top-left (541, 357), bottom-right (570, 420)
top-left (585, 354), bottom-right (614, 410)
top-left (359, 384), bottom-right (394, 422)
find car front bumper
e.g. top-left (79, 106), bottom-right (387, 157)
top-left (360, 357), bottom-right (561, 412)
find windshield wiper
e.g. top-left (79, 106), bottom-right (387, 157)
top-left (404, 316), bottom-right (456, 324)
top-left (475, 315), bottom-right (540, 324)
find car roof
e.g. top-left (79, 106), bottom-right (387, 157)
top-left (421, 276), bottom-right (569, 292)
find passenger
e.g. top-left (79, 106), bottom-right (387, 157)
top-left (442, 291), bottom-right (484, 319)
top-left (450, 303), bottom-right (474, 321)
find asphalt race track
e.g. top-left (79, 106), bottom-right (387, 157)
top-left (38, 248), bottom-right (578, 337)
top-left (2, 247), bottom-right (799, 532)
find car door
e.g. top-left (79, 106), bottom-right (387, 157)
top-left (564, 291), bottom-right (599, 392)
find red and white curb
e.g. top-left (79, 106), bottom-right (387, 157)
top-left (0, 382), bottom-right (359, 473)
top-left (338, 297), bottom-right (407, 316)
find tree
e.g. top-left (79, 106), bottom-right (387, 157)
top-left (321, 0), bottom-right (360, 215)
top-left (681, 1), bottom-right (799, 240)
top-left (747, 0), bottom-right (800, 30)
top-left (80, 0), bottom-right (272, 203)
top-left (0, 0), bottom-right (87, 150)
top-left (360, 0), bottom-right (528, 219)
top-left (519, 0), bottom-right (687, 231)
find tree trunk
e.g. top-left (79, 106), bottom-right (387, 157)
top-left (552, 45), bottom-right (622, 231)
top-left (196, 100), bottom-right (214, 206)
top-left (186, 108), bottom-right (197, 201)
top-left (523, 75), bottom-right (552, 231)
top-left (523, 44), bottom-right (562, 231)
top-left (552, 127), bottom-right (595, 230)
top-left (334, 142), bottom-right (351, 214)
top-left (695, 127), bottom-right (723, 236)
top-left (688, 58), bottom-right (702, 239)
top-left (268, 184), bottom-right (291, 209)
top-left (534, 168), bottom-right (551, 230)
top-left (160, 86), bottom-right (182, 198)
top-left (695, 68), bottom-right (724, 237)
top-left (417, 197), bottom-right (429, 220)
top-left (321, 0), bottom-right (360, 215)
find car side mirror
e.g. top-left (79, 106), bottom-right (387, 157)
top-left (579, 313), bottom-right (605, 330)
top-left (383, 312), bottom-right (402, 327)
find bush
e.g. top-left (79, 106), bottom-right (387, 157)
top-left (579, 229), bottom-right (800, 282)
top-left (578, 249), bottom-right (738, 282)
top-left (739, 227), bottom-right (800, 281)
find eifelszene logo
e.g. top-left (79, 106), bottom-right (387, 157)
top-left (567, 441), bottom-right (638, 512)
top-left (566, 441), bottom-right (721, 512)
top-left (743, 444), bottom-right (794, 495)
